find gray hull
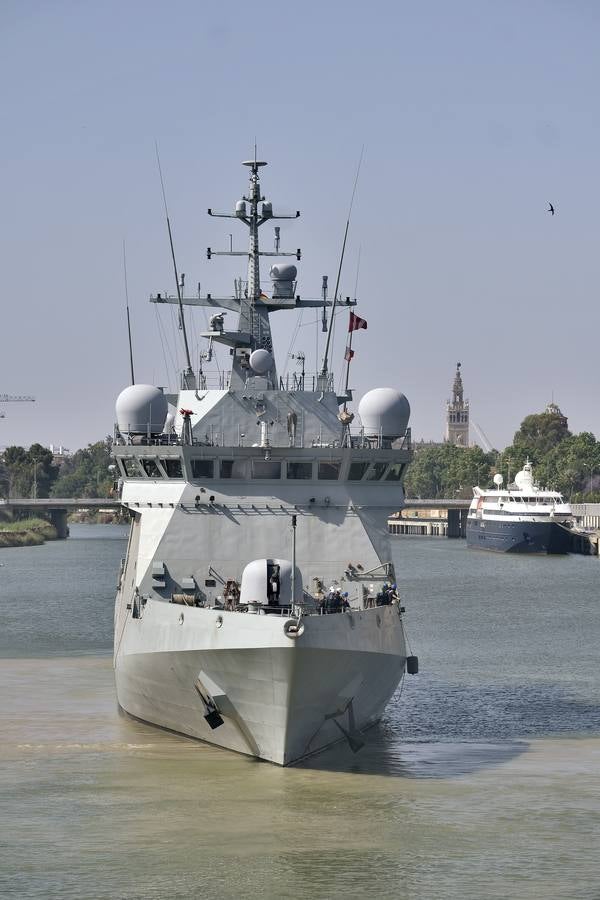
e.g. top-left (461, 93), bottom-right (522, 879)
top-left (115, 604), bottom-right (406, 766)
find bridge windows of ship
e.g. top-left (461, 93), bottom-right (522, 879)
top-left (141, 459), bottom-right (162, 478)
top-left (163, 458), bottom-right (183, 478)
top-left (286, 461), bottom-right (312, 479)
top-left (347, 461), bottom-right (405, 482)
top-left (348, 462), bottom-right (369, 480)
top-left (121, 458), bottom-right (142, 477)
top-left (385, 463), bottom-right (405, 481)
top-left (191, 459), bottom-right (214, 479)
top-left (318, 460), bottom-right (341, 480)
top-left (220, 459), bottom-right (247, 478)
top-left (365, 462), bottom-right (388, 481)
top-left (118, 454), bottom-right (408, 484)
top-left (251, 460), bottom-right (282, 479)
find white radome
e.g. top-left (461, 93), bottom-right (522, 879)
top-left (358, 388), bottom-right (410, 438)
top-left (115, 384), bottom-right (168, 435)
top-left (249, 348), bottom-right (274, 375)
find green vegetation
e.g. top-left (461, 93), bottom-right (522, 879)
top-left (405, 444), bottom-right (495, 500)
top-left (50, 438), bottom-right (114, 498)
top-left (0, 515), bottom-right (57, 547)
top-left (1, 444), bottom-right (57, 499)
top-left (0, 439), bottom-right (114, 500)
top-left (405, 409), bottom-right (600, 501)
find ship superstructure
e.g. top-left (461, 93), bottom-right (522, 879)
top-left (466, 460), bottom-right (572, 553)
top-left (113, 158), bottom-right (415, 765)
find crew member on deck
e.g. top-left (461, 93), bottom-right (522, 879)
top-left (269, 565), bottom-right (281, 603)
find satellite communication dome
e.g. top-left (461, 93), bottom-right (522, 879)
top-left (249, 349), bottom-right (273, 375)
top-left (493, 473), bottom-right (504, 486)
top-left (357, 388), bottom-right (410, 438)
top-left (115, 384), bottom-right (168, 435)
top-left (514, 466), bottom-right (534, 492)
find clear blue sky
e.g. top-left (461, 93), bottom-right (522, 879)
top-left (1, 0), bottom-right (599, 451)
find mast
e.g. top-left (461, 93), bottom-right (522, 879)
top-left (150, 156), bottom-right (358, 394)
top-left (207, 157), bottom-right (301, 390)
top-left (245, 156), bottom-right (263, 301)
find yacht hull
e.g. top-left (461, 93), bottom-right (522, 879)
top-left (466, 519), bottom-right (571, 554)
top-left (115, 602), bottom-right (406, 765)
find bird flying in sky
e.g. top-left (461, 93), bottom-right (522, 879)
top-left (548, 203), bottom-right (555, 215)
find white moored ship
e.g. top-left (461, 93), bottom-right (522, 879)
top-left (113, 156), bottom-right (416, 765)
top-left (466, 460), bottom-right (573, 554)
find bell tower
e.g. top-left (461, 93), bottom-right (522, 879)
top-left (445, 362), bottom-right (469, 446)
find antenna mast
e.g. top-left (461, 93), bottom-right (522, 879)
top-left (319, 147), bottom-right (364, 382)
top-left (155, 144), bottom-right (196, 389)
top-left (122, 241), bottom-right (135, 385)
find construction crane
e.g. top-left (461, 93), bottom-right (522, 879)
top-left (0, 395), bottom-right (35, 418)
top-left (472, 421), bottom-right (493, 453)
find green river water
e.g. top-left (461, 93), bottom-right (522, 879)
top-left (0, 525), bottom-right (599, 899)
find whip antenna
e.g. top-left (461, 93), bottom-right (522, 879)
top-left (123, 241), bottom-right (136, 385)
top-left (319, 146), bottom-right (364, 379)
top-left (155, 143), bottom-right (195, 386)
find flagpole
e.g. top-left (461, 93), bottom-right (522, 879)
top-left (343, 328), bottom-right (354, 409)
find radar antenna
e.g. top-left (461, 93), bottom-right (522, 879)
top-left (155, 143), bottom-right (195, 389)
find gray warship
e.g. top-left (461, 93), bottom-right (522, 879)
top-left (113, 157), bottom-right (416, 765)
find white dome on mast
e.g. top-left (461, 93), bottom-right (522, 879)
top-left (115, 384), bottom-right (168, 436)
top-left (358, 388), bottom-right (410, 438)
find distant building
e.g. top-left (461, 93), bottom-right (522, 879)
top-left (49, 445), bottom-right (71, 466)
top-left (445, 362), bottom-right (469, 447)
top-left (545, 401), bottom-right (568, 433)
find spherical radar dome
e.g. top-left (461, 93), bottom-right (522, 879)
top-left (115, 384), bottom-right (168, 435)
top-left (249, 349), bottom-right (274, 375)
top-left (358, 388), bottom-right (410, 438)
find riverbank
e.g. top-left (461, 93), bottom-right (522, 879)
top-left (0, 516), bottom-right (58, 548)
top-left (68, 509), bottom-right (126, 525)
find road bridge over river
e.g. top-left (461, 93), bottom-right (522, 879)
top-left (0, 498), bottom-right (122, 538)
top-left (1, 496), bottom-right (470, 540)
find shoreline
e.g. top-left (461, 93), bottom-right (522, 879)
top-left (0, 518), bottom-right (58, 548)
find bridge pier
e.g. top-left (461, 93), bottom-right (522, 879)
top-left (447, 508), bottom-right (468, 538)
top-left (48, 509), bottom-right (69, 539)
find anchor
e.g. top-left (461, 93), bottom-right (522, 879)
top-left (324, 698), bottom-right (365, 754)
